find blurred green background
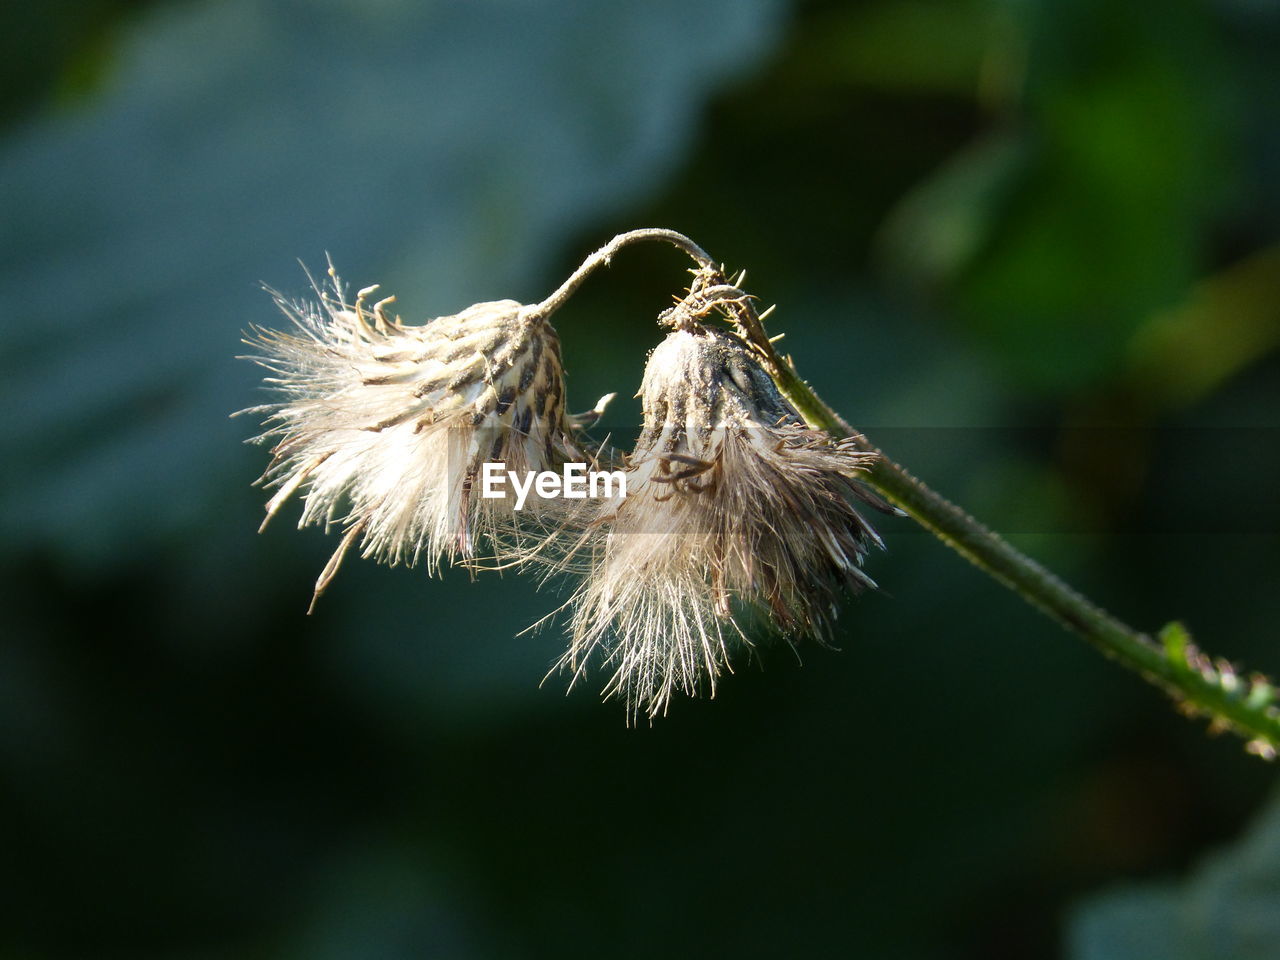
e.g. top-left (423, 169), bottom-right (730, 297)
top-left (2, 0), bottom-right (1279, 957)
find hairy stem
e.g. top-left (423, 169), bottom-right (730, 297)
top-left (566, 227), bottom-right (1280, 756)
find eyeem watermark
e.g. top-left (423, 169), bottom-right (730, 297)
top-left (480, 462), bottom-right (627, 510)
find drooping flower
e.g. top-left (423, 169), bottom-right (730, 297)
top-left (241, 267), bottom-right (582, 608)
top-left (554, 316), bottom-right (894, 720)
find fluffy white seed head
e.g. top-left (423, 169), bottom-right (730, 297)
top-left (242, 269), bottom-right (579, 607)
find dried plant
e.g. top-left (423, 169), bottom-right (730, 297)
top-left (239, 229), bottom-right (1280, 754)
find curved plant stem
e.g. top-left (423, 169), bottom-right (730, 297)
top-left (533, 228), bottom-right (718, 320)
top-left (563, 227), bottom-right (1280, 757)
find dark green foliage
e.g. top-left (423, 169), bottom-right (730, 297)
top-left (2, 1), bottom-right (1278, 957)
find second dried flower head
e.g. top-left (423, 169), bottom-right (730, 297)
top-left (545, 288), bottom-right (894, 719)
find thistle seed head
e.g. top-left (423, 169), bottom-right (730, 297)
top-left (556, 323), bottom-right (892, 720)
top-left (242, 268), bottom-right (579, 608)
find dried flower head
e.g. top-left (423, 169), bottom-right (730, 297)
top-left (242, 267), bottom-right (581, 608)
top-left (553, 312), bottom-right (894, 720)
